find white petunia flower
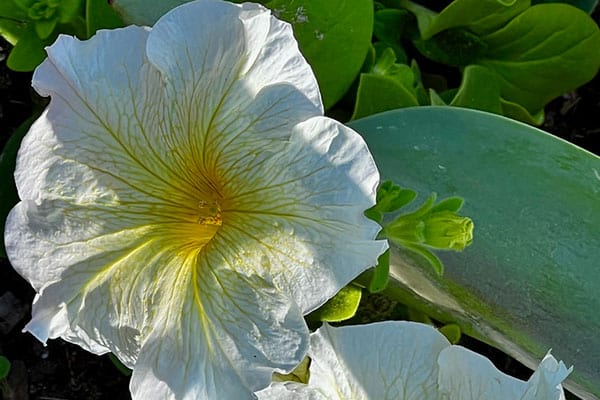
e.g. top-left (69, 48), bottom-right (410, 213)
top-left (257, 321), bottom-right (572, 400)
top-left (3, 0), bottom-right (387, 398)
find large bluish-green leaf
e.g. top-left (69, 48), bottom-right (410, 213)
top-left (350, 107), bottom-right (600, 400)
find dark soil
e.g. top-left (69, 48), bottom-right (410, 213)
top-left (1, 10), bottom-right (599, 397)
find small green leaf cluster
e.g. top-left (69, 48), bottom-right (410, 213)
top-left (305, 181), bottom-right (474, 324)
top-left (368, 181), bottom-right (474, 278)
top-left (355, 0), bottom-right (600, 124)
top-left (0, 0), bottom-right (124, 71)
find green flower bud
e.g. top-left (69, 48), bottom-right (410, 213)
top-left (385, 210), bottom-right (473, 251)
top-left (421, 211), bottom-right (473, 250)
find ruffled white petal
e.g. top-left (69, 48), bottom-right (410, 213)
top-left (131, 269), bottom-right (308, 399)
top-left (307, 322), bottom-right (446, 399)
top-left (437, 347), bottom-right (571, 400)
top-left (258, 322), bottom-right (571, 400)
top-left (217, 116), bottom-right (386, 312)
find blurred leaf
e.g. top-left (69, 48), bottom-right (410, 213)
top-left (349, 106), bottom-right (600, 399)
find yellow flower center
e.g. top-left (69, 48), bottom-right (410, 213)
top-left (197, 200), bottom-right (222, 226)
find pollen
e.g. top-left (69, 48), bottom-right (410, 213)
top-left (197, 200), bottom-right (223, 226)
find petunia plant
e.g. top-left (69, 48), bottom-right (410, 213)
top-left (0, 0), bottom-right (584, 399)
top-left (4, 0), bottom-right (391, 397)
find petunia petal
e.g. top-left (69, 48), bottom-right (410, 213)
top-left (437, 347), bottom-right (572, 400)
top-left (145, 0), bottom-right (322, 173)
top-left (130, 268), bottom-right (308, 399)
top-left (217, 116), bottom-right (387, 312)
top-left (258, 322), bottom-right (571, 400)
top-left (305, 321), bottom-right (447, 399)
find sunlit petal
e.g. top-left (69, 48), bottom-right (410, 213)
top-left (257, 322), bottom-right (571, 400)
top-left (5, 0), bottom-right (385, 398)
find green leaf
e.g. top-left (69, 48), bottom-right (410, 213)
top-left (0, 117), bottom-right (36, 258)
top-left (397, 242), bottom-right (444, 276)
top-left (428, 89), bottom-right (447, 105)
top-left (478, 3), bottom-right (600, 115)
top-left (439, 323), bottom-right (462, 344)
top-left (500, 98), bottom-right (544, 125)
top-left (0, 1), bottom-right (29, 44)
top-left (412, 27), bottom-right (488, 66)
top-left (272, 357), bottom-right (310, 384)
top-left (351, 73), bottom-right (419, 119)
top-left (375, 180), bottom-right (417, 213)
top-left (373, 8), bottom-right (412, 43)
top-left (0, 355), bottom-right (10, 380)
top-left (58, 0), bottom-right (83, 23)
top-left (6, 25), bottom-right (49, 71)
top-left (86, 0), bottom-right (124, 37)
top-left (450, 65), bottom-right (502, 114)
top-left (430, 197), bottom-right (464, 213)
top-left (307, 284), bottom-right (362, 323)
top-left (349, 106), bottom-right (600, 399)
top-left (266, 0), bottom-right (374, 109)
top-left (110, 0), bottom-right (190, 25)
top-left (108, 353), bottom-right (132, 376)
top-left (368, 249), bottom-right (390, 293)
top-left (34, 17), bottom-right (56, 38)
top-left (408, 0), bottom-right (530, 40)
